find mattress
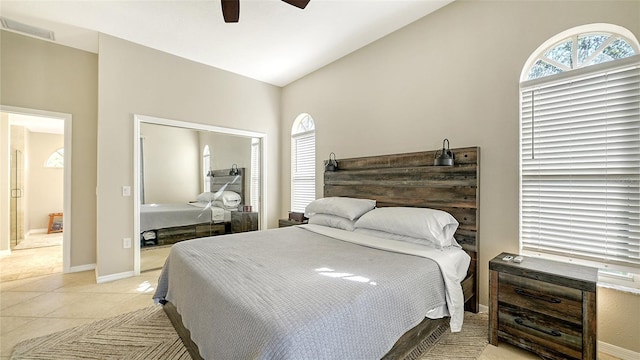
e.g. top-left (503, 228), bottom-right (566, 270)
top-left (140, 203), bottom-right (227, 232)
top-left (153, 224), bottom-right (470, 359)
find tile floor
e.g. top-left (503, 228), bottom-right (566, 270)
top-left (0, 244), bottom-right (621, 360)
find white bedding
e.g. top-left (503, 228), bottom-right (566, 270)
top-left (140, 203), bottom-right (227, 232)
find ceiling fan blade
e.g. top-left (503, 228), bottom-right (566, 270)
top-left (282, 0), bottom-right (310, 9)
top-left (221, 0), bottom-right (240, 23)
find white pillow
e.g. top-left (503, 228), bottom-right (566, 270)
top-left (197, 191), bottom-right (241, 207)
top-left (305, 197), bottom-right (376, 220)
top-left (354, 207), bottom-right (459, 248)
top-left (308, 214), bottom-right (356, 231)
top-left (211, 200), bottom-right (239, 211)
top-left (354, 228), bottom-right (460, 249)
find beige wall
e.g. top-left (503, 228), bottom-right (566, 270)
top-left (0, 30), bottom-right (98, 267)
top-left (281, 0), bottom-right (640, 353)
top-left (96, 34), bottom-right (281, 277)
top-left (27, 132), bottom-right (64, 230)
top-left (140, 123), bottom-right (200, 204)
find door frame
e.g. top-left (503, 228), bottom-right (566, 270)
top-left (0, 105), bottom-right (72, 272)
top-left (133, 114), bottom-right (267, 275)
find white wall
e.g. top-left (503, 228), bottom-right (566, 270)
top-left (281, 0), bottom-right (640, 353)
top-left (140, 123), bottom-right (199, 203)
top-left (96, 34), bottom-right (281, 278)
top-left (27, 132), bottom-right (64, 230)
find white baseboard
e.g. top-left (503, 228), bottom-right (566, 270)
top-left (0, 249), bottom-right (11, 257)
top-left (478, 304), bottom-right (489, 313)
top-left (27, 228), bottom-right (47, 236)
top-left (96, 271), bottom-right (135, 284)
top-left (66, 263), bottom-right (96, 273)
top-left (599, 341), bottom-right (639, 360)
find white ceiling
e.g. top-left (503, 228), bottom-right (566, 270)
top-left (6, 113), bottom-right (65, 134)
top-left (0, 0), bottom-right (453, 87)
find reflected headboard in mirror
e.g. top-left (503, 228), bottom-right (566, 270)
top-left (209, 167), bottom-right (246, 205)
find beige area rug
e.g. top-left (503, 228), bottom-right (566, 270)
top-left (11, 307), bottom-right (488, 360)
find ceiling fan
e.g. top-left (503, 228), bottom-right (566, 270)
top-left (221, 0), bottom-right (310, 23)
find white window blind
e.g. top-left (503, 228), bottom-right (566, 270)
top-left (292, 131), bottom-right (316, 213)
top-left (520, 57), bottom-right (640, 273)
top-left (250, 139), bottom-right (260, 212)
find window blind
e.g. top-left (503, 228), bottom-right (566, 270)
top-left (250, 139), bottom-right (260, 212)
top-left (292, 131), bottom-right (316, 213)
top-left (520, 58), bottom-right (640, 273)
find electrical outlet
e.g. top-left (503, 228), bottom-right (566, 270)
top-left (123, 237), bottom-right (132, 249)
top-left (122, 186), bottom-right (131, 197)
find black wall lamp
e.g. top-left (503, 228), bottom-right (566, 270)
top-left (324, 152), bottom-right (338, 171)
top-left (434, 139), bottom-right (455, 166)
top-left (229, 164), bottom-right (239, 176)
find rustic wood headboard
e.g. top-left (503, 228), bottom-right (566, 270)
top-left (323, 147), bottom-right (480, 312)
top-left (209, 167), bottom-right (246, 205)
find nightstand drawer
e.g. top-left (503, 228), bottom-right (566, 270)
top-left (499, 272), bottom-right (582, 323)
top-left (499, 304), bottom-right (583, 360)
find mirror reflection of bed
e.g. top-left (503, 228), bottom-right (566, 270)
top-left (139, 122), bottom-right (261, 272)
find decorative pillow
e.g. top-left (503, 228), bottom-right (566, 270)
top-left (354, 228), bottom-right (461, 249)
top-left (308, 214), bottom-right (356, 231)
top-left (354, 207), bottom-right (459, 248)
top-left (304, 197), bottom-right (376, 220)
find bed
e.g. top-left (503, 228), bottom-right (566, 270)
top-left (140, 168), bottom-right (245, 246)
top-left (154, 147), bottom-right (480, 359)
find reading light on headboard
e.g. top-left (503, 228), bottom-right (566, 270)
top-left (229, 164), bottom-right (240, 176)
top-left (324, 152), bottom-right (338, 171)
top-left (434, 139), bottom-right (455, 166)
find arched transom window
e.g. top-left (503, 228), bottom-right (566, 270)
top-left (525, 29), bottom-right (638, 80)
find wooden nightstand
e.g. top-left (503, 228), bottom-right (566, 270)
top-left (278, 219), bottom-right (306, 228)
top-left (231, 211), bottom-right (258, 233)
top-left (489, 253), bottom-right (597, 360)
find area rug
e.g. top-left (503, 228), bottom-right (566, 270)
top-left (11, 306), bottom-right (488, 359)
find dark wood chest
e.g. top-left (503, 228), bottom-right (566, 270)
top-left (489, 253), bottom-right (597, 360)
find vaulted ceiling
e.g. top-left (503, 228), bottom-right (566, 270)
top-left (0, 0), bottom-right (453, 86)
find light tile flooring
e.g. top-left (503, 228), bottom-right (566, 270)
top-left (0, 244), bottom-right (622, 360)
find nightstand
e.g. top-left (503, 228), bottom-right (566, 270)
top-left (489, 253), bottom-right (597, 360)
top-left (278, 219), bottom-right (306, 228)
top-left (231, 212), bottom-right (258, 233)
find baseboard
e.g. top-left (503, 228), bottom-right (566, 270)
top-left (599, 341), bottom-right (639, 360)
top-left (27, 228), bottom-right (47, 236)
top-left (66, 263), bottom-right (96, 273)
top-left (478, 304), bottom-right (489, 313)
top-left (0, 249), bottom-right (11, 257)
top-left (96, 270), bottom-right (135, 284)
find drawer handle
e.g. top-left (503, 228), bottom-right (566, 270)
top-left (514, 317), bottom-right (562, 337)
top-left (514, 288), bottom-right (561, 304)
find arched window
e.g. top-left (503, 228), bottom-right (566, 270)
top-left (45, 148), bottom-right (64, 168)
top-left (203, 145), bottom-right (211, 192)
top-left (291, 113), bottom-right (316, 213)
top-left (519, 24), bottom-right (640, 283)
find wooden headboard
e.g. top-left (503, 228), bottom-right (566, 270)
top-left (209, 167), bottom-right (246, 205)
top-left (323, 147), bottom-right (479, 312)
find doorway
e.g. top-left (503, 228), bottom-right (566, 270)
top-left (0, 106), bottom-right (72, 276)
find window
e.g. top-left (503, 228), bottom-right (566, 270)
top-left (45, 148), bottom-right (64, 168)
top-left (520, 25), bottom-right (640, 285)
top-left (291, 113), bottom-right (316, 213)
top-left (250, 138), bottom-right (260, 212)
top-left (203, 145), bottom-right (211, 192)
